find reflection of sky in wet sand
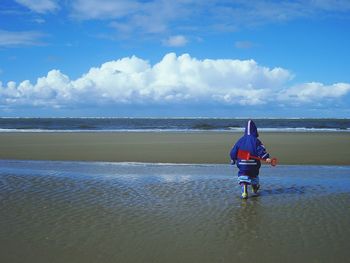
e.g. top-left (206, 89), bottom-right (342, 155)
top-left (1, 160), bottom-right (350, 263)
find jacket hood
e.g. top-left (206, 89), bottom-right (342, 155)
top-left (244, 120), bottom-right (259, 137)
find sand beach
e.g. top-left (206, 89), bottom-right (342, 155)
top-left (0, 131), bottom-right (349, 165)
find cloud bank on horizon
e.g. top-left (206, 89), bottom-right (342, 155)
top-left (1, 53), bottom-right (349, 114)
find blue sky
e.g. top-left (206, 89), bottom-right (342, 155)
top-left (0, 0), bottom-right (350, 117)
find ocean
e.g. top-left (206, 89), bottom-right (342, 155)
top-left (0, 117), bottom-right (349, 132)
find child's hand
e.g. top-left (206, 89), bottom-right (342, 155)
top-left (265, 158), bottom-right (272, 164)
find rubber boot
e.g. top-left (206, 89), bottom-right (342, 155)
top-left (252, 184), bottom-right (260, 195)
top-left (241, 183), bottom-right (248, 199)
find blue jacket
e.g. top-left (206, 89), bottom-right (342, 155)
top-left (230, 120), bottom-right (270, 176)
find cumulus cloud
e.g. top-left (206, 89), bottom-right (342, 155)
top-left (162, 35), bottom-right (188, 47)
top-left (0, 53), bottom-right (349, 110)
top-left (15, 0), bottom-right (59, 13)
top-left (279, 82), bottom-right (350, 103)
top-left (0, 30), bottom-right (46, 47)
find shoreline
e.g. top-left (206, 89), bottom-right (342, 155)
top-left (1, 131), bottom-right (349, 165)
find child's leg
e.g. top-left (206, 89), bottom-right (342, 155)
top-left (240, 183), bottom-right (248, 199)
top-left (251, 176), bottom-right (260, 194)
top-left (251, 184), bottom-right (260, 193)
top-left (238, 174), bottom-right (251, 199)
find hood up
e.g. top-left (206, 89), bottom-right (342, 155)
top-left (244, 120), bottom-right (259, 137)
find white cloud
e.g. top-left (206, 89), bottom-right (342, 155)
top-left (76, 0), bottom-right (184, 38)
top-left (15, 0), bottom-right (59, 13)
top-left (70, 0), bottom-right (139, 20)
top-left (279, 82), bottom-right (350, 102)
top-left (68, 0), bottom-right (350, 39)
top-left (162, 35), bottom-right (188, 47)
top-left (0, 53), bottom-right (349, 110)
top-left (311, 0), bottom-right (350, 11)
top-left (235, 41), bottom-right (255, 49)
top-left (0, 30), bottom-right (46, 47)
top-left (34, 18), bottom-right (46, 24)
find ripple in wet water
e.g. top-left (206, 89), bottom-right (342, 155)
top-left (0, 160), bottom-right (350, 263)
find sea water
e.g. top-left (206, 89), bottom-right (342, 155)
top-left (0, 117), bottom-right (349, 132)
top-left (1, 160), bottom-right (350, 263)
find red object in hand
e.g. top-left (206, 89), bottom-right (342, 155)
top-left (237, 149), bottom-right (277, 166)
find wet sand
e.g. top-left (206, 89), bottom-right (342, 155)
top-left (0, 131), bottom-right (349, 165)
top-left (1, 160), bottom-right (350, 263)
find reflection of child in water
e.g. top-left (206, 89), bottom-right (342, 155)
top-left (230, 120), bottom-right (271, 199)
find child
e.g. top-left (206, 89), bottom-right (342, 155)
top-left (230, 120), bottom-right (271, 199)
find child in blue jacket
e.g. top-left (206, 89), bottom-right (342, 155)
top-left (230, 120), bottom-right (271, 199)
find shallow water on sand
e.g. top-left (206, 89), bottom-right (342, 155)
top-left (1, 160), bottom-right (350, 263)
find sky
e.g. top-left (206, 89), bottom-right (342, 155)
top-left (0, 0), bottom-right (350, 117)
